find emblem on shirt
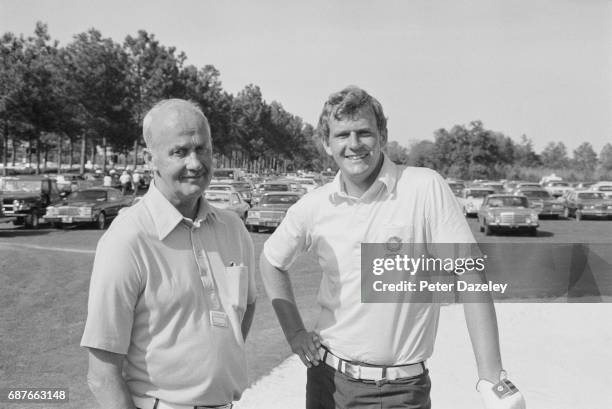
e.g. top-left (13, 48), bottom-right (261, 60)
top-left (385, 236), bottom-right (403, 252)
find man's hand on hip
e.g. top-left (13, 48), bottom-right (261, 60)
top-left (289, 329), bottom-right (322, 368)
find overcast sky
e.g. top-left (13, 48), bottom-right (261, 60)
top-left (2, 0), bottom-right (611, 154)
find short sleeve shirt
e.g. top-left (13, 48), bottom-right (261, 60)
top-left (81, 183), bottom-right (257, 405)
top-left (264, 155), bottom-right (475, 365)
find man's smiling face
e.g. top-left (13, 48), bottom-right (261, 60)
top-left (147, 107), bottom-right (213, 206)
top-left (323, 106), bottom-right (387, 192)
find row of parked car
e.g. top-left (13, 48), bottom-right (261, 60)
top-left (0, 172), bottom-right (318, 231)
top-left (450, 178), bottom-right (612, 236)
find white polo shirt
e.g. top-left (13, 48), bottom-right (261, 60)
top-left (81, 183), bottom-right (256, 405)
top-left (264, 155), bottom-right (475, 365)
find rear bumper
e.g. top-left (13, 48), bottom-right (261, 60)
top-left (43, 216), bottom-right (96, 224)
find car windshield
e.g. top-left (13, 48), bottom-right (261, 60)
top-left (205, 192), bottom-right (230, 202)
top-left (487, 197), bottom-right (528, 208)
top-left (231, 183), bottom-right (251, 190)
top-left (597, 186), bottom-right (612, 191)
top-left (549, 182), bottom-right (569, 187)
top-left (466, 190), bottom-right (492, 198)
top-left (577, 192), bottom-right (605, 199)
top-left (260, 195), bottom-right (299, 205)
top-left (208, 185), bottom-right (231, 191)
top-left (448, 183), bottom-right (465, 190)
top-left (522, 191), bottom-right (551, 199)
top-left (0, 180), bottom-right (41, 192)
top-left (263, 184), bottom-right (289, 192)
top-left (213, 170), bottom-right (235, 179)
top-left (68, 190), bottom-right (107, 201)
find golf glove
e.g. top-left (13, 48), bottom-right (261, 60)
top-left (476, 372), bottom-right (526, 409)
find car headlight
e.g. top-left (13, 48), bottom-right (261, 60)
top-left (584, 205), bottom-right (595, 210)
top-left (494, 217), bottom-right (500, 223)
top-left (466, 203), bottom-right (474, 209)
top-left (79, 207), bottom-right (93, 216)
top-left (552, 204), bottom-right (562, 209)
top-left (46, 206), bottom-right (58, 216)
top-left (248, 211), bottom-right (260, 218)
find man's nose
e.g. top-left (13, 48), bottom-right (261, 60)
top-left (185, 152), bottom-right (203, 170)
top-left (347, 132), bottom-right (361, 149)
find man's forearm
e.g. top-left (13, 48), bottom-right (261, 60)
top-left (259, 255), bottom-right (306, 341)
top-left (463, 301), bottom-right (503, 381)
top-left (87, 349), bottom-right (135, 409)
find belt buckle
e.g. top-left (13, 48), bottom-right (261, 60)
top-left (343, 361), bottom-right (361, 379)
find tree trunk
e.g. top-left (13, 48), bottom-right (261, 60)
top-left (133, 139), bottom-right (138, 167)
top-left (2, 119), bottom-right (7, 176)
top-left (69, 137), bottom-right (74, 169)
top-left (35, 133), bottom-right (41, 174)
top-left (43, 144), bottom-right (48, 173)
top-left (28, 135), bottom-right (33, 167)
top-left (91, 142), bottom-right (96, 169)
top-left (11, 140), bottom-right (16, 167)
top-left (102, 137), bottom-right (107, 173)
top-left (57, 134), bottom-right (62, 174)
top-left (79, 135), bottom-right (86, 175)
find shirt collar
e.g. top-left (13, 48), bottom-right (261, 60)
top-left (143, 182), bottom-right (219, 240)
top-left (330, 153), bottom-right (399, 200)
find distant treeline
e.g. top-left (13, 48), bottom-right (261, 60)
top-left (1, 22), bottom-right (327, 175)
top-left (385, 121), bottom-right (612, 181)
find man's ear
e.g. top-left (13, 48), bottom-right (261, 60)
top-left (144, 148), bottom-right (156, 171)
top-left (321, 137), bottom-right (333, 156)
top-left (379, 129), bottom-right (388, 149)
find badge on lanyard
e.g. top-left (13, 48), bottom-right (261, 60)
top-left (210, 310), bottom-right (229, 328)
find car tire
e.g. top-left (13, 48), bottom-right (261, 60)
top-left (484, 224), bottom-right (492, 236)
top-left (529, 227), bottom-right (537, 236)
top-left (575, 211), bottom-right (582, 222)
top-left (96, 212), bottom-right (107, 230)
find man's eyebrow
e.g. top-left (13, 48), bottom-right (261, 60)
top-left (334, 127), bottom-right (374, 135)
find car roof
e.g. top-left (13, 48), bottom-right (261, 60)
top-left (262, 191), bottom-right (301, 196)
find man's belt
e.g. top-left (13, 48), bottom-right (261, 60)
top-left (132, 396), bottom-right (232, 409)
top-left (319, 346), bottom-right (426, 382)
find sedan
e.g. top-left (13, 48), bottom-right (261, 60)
top-left (477, 194), bottom-right (539, 236)
top-left (205, 190), bottom-right (250, 222)
top-left (514, 188), bottom-right (565, 218)
top-left (564, 190), bottom-right (612, 221)
top-left (43, 187), bottom-right (130, 229)
top-left (246, 192), bottom-right (301, 232)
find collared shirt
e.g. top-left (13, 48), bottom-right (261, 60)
top-left (264, 154), bottom-right (475, 365)
top-left (81, 183), bottom-right (256, 405)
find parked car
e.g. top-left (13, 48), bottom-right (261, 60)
top-left (227, 181), bottom-right (255, 204)
top-left (542, 181), bottom-right (573, 198)
top-left (204, 190), bottom-right (250, 222)
top-left (252, 180), bottom-right (303, 205)
top-left (459, 187), bottom-right (495, 217)
top-left (0, 176), bottom-right (62, 228)
top-left (246, 192), bottom-right (301, 232)
top-left (514, 188), bottom-right (565, 218)
top-left (590, 181), bottom-right (612, 199)
top-left (446, 181), bottom-right (466, 197)
top-left (0, 192), bottom-right (16, 225)
top-left (481, 182), bottom-right (504, 193)
top-left (43, 187), bottom-right (131, 229)
top-left (563, 190), bottom-right (612, 221)
top-left (477, 194), bottom-right (539, 236)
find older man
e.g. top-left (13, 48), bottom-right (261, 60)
top-left (81, 99), bottom-right (256, 409)
top-left (260, 86), bottom-right (525, 409)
